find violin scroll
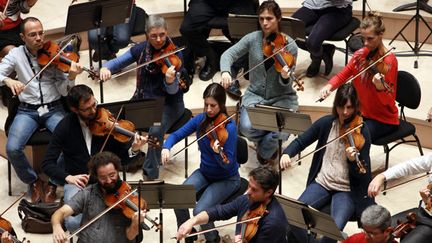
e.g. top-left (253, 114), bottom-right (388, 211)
top-left (392, 212), bottom-right (416, 239)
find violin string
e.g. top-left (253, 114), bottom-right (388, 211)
top-left (110, 46), bottom-right (186, 80)
top-left (171, 216), bottom-right (261, 240)
top-left (99, 106), bottom-right (124, 153)
top-left (0, 193), bottom-right (26, 217)
top-left (169, 113), bottom-right (237, 161)
top-left (287, 123), bottom-right (364, 167)
top-left (22, 38), bottom-right (75, 88)
top-left (316, 47), bottom-right (395, 102)
top-left (68, 188), bottom-right (138, 240)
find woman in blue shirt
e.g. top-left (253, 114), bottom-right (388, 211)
top-left (161, 83), bottom-right (240, 243)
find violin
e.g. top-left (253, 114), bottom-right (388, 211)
top-left (88, 107), bottom-right (160, 147)
top-left (37, 41), bottom-right (98, 79)
top-left (0, 217), bottom-right (28, 243)
top-left (364, 47), bottom-right (393, 93)
top-left (206, 113), bottom-right (230, 164)
top-left (240, 203), bottom-right (268, 242)
top-left (153, 41), bottom-right (190, 92)
top-left (262, 33), bottom-right (304, 91)
top-left (104, 181), bottom-right (161, 232)
top-left (340, 115), bottom-right (367, 174)
top-left (392, 212), bottom-right (416, 239)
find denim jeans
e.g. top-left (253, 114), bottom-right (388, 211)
top-left (174, 170), bottom-right (240, 241)
top-left (363, 118), bottom-right (398, 143)
top-left (64, 184), bottom-right (82, 232)
top-left (239, 106), bottom-right (289, 160)
top-left (143, 101), bottom-right (185, 179)
top-left (6, 105), bottom-right (65, 184)
top-left (291, 181), bottom-right (355, 243)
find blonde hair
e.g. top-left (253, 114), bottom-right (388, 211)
top-left (360, 11), bottom-right (385, 34)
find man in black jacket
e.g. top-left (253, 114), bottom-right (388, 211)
top-left (42, 84), bottom-right (146, 233)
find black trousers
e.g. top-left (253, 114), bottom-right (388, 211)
top-left (180, 0), bottom-right (256, 58)
top-left (292, 5), bottom-right (352, 58)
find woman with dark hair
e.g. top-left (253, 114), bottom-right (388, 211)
top-left (220, 0), bottom-right (299, 166)
top-left (161, 83), bottom-right (240, 243)
top-left (281, 83), bottom-right (374, 243)
top-left (320, 12), bottom-right (398, 143)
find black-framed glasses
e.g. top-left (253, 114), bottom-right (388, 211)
top-left (79, 99), bottom-right (98, 113)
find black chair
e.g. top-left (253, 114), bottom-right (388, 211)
top-left (305, 17), bottom-right (361, 64)
top-left (373, 71), bottom-right (424, 171)
top-left (2, 86), bottom-right (53, 196)
top-left (89, 5), bottom-right (148, 68)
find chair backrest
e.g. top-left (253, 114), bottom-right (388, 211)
top-left (237, 136), bottom-right (248, 164)
top-left (396, 71), bottom-right (421, 110)
top-left (131, 5), bottom-right (148, 36)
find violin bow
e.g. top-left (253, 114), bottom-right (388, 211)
top-left (169, 112), bottom-right (237, 161)
top-left (316, 47), bottom-right (396, 102)
top-left (99, 106), bottom-right (125, 153)
top-left (1, 0), bottom-right (10, 14)
top-left (286, 122), bottom-right (363, 168)
top-left (171, 216), bottom-right (261, 240)
top-left (107, 46), bottom-right (186, 80)
top-left (380, 171), bottom-right (432, 195)
top-left (0, 192), bottom-right (25, 217)
top-left (21, 38), bottom-right (75, 89)
top-left (67, 188), bottom-right (138, 240)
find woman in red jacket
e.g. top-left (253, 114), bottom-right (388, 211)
top-left (319, 12), bottom-right (398, 142)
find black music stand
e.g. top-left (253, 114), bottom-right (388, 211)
top-left (389, 0), bottom-right (432, 68)
top-left (227, 14), bottom-right (306, 41)
top-left (275, 194), bottom-right (348, 243)
top-left (129, 181), bottom-right (196, 243)
top-left (65, 0), bottom-right (134, 102)
top-left (246, 104), bottom-right (312, 194)
top-left (99, 98), bottom-right (164, 180)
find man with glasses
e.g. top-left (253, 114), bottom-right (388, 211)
top-left (99, 15), bottom-right (187, 181)
top-left (51, 151), bottom-right (146, 243)
top-left (343, 205), bottom-right (396, 243)
top-left (42, 84), bottom-right (147, 233)
top-left (0, 17), bottom-right (82, 203)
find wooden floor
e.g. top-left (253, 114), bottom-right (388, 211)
top-left (1, 0), bottom-right (432, 242)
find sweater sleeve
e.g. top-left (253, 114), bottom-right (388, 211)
top-left (206, 195), bottom-right (246, 222)
top-left (383, 153), bottom-right (432, 181)
top-left (103, 49), bottom-right (136, 74)
top-left (220, 32), bottom-right (254, 73)
top-left (163, 114), bottom-right (202, 150)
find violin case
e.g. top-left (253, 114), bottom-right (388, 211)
top-left (17, 199), bottom-right (63, 234)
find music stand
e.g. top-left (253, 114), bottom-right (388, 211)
top-left (274, 194), bottom-right (348, 243)
top-left (389, 0), bottom-right (432, 68)
top-left (65, 0), bottom-right (134, 102)
top-left (129, 181), bottom-right (196, 243)
top-left (99, 98), bottom-right (164, 180)
top-left (227, 14), bottom-right (306, 41)
top-left (246, 104), bottom-right (312, 194)
top-left (98, 98), bottom-right (165, 130)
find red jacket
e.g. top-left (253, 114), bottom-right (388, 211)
top-left (328, 47), bottom-right (399, 125)
top-left (343, 232), bottom-right (398, 243)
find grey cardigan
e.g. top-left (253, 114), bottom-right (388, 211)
top-left (220, 31), bottom-right (298, 110)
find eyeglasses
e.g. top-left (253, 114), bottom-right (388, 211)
top-left (79, 99), bottom-right (98, 113)
top-left (363, 229), bottom-right (384, 238)
top-left (148, 33), bottom-right (167, 40)
top-left (27, 31), bottom-right (45, 38)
